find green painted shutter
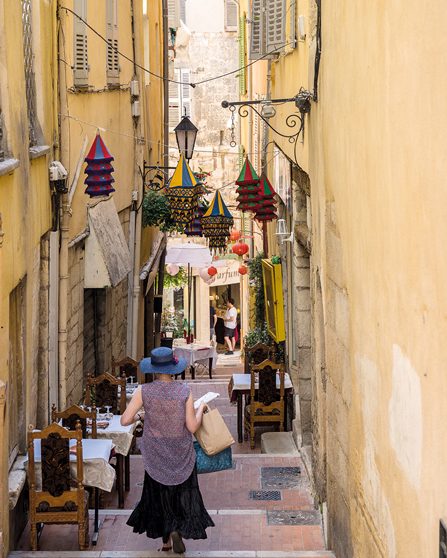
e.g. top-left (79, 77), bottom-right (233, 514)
top-left (239, 15), bottom-right (247, 96)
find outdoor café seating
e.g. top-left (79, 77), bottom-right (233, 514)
top-left (51, 403), bottom-right (97, 438)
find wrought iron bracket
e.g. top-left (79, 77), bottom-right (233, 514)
top-left (140, 161), bottom-right (177, 191)
top-left (221, 88), bottom-right (312, 164)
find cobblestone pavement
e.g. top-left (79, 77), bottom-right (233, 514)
top-left (13, 363), bottom-right (334, 557)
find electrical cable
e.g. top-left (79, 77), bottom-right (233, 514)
top-left (59, 5), bottom-right (293, 88)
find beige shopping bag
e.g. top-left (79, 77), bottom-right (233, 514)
top-left (195, 405), bottom-right (235, 456)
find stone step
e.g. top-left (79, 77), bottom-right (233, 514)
top-left (9, 551), bottom-right (336, 557)
top-left (261, 432), bottom-right (299, 455)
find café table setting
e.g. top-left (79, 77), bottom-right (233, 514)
top-left (173, 339), bottom-right (218, 379)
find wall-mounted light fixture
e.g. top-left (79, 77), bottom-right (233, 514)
top-left (275, 218), bottom-right (294, 244)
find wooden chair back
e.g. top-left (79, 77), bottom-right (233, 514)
top-left (244, 343), bottom-right (273, 374)
top-left (112, 355), bottom-right (139, 380)
top-left (51, 403), bottom-right (97, 438)
top-left (27, 422), bottom-right (86, 529)
top-left (85, 372), bottom-right (126, 415)
top-left (250, 359), bottom-right (285, 417)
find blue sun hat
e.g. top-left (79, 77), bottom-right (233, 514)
top-left (140, 347), bottom-right (187, 375)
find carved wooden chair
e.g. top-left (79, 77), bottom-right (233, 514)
top-left (85, 372), bottom-right (126, 415)
top-left (27, 422), bottom-right (89, 550)
top-left (51, 403), bottom-right (97, 439)
top-left (111, 355), bottom-right (140, 383)
top-left (244, 359), bottom-right (285, 449)
top-left (244, 343), bottom-right (273, 374)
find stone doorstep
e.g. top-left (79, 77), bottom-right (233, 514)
top-left (9, 552), bottom-right (336, 558)
top-left (260, 432), bottom-right (299, 455)
top-left (8, 456), bottom-right (28, 510)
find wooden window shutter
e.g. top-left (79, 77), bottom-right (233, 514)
top-left (180, 69), bottom-right (191, 118)
top-left (168, 69), bottom-right (181, 130)
top-left (168, 0), bottom-right (180, 28)
top-left (224, 0), bottom-right (238, 31)
top-left (266, 0), bottom-right (286, 53)
top-left (249, 0), bottom-right (264, 60)
top-left (73, 0), bottom-right (88, 87)
top-left (288, 0), bottom-right (297, 49)
top-left (106, 0), bottom-right (119, 84)
top-left (238, 15), bottom-right (247, 95)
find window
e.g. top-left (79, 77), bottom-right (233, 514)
top-left (168, 0), bottom-right (180, 28)
top-left (249, 0), bottom-right (286, 59)
top-left (168, 68), bottom-right (191, 130)
top-left (106, 0), bottom-right (119, 85)
top-left (8, 279), bottom-right (26, 468)
top-left (238, 14), bottom-right (247, 95)
top-left (224, 0), bottom-right (238, 32)
top-left (22, 0), bottom-right (37, 146)
top-left (73, 0), bottom-right (89, 87)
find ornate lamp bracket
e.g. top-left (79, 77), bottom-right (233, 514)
top-left (222, 88), bottom-right (312, 164)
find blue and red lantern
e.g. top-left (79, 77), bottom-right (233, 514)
top-left (84, 134), bottom-right (115, 198)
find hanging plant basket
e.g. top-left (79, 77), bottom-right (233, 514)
top-left (142, 190), bottom-right (171, 228)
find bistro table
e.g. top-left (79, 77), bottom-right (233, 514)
top-left (228, 373), bottom-right (294, 444)
top-left (27, 437), bottom-right (115, 544)
top-left (92, 415), bottom-right (137, 508)
top-left (173, 342), bottom-right (218, 379)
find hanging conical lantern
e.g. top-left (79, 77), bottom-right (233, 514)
top-left (201, 191), bottom-right (234, 253)
top-left (165, 154), bottom-right (201, 227)
top-left (254, 173), bottom-right (278, 222)
top-left (84, 133), bottom-right (115, 197)
top-left (235, 156), bottom-right (260, 212)
top-left (184, 200), bottom-right (208, 237)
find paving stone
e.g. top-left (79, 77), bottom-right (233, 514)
top-left (267, 510), bottom-right (321, 526)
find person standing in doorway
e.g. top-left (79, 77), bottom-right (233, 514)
top-left (210, 302), bottom-right (217, 341)
top-left (224, 297), bottom-right (237, 355)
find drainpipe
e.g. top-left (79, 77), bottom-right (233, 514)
top-left (261, 60), bottom-right (272, 256)
top-left (129, 0), bottom-right (144, 360)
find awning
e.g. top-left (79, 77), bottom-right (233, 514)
top-left (84, 197), bottom-right (132, 288)
top-left (140, 232), bottom-right (167, 294)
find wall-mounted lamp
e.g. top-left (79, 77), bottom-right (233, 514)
top-left (275, 218), bottom-right (294, 244)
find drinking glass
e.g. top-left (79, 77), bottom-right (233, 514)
top-left (105, 405), bottom-right (112, 419)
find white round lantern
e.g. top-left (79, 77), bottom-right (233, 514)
top-left (199, 268), bottom-right (211, 282)
top-left (166, 263), bottom-right (180, 276)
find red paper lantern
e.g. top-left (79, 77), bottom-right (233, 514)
top-left (229, 228), bottom-right (241, 242)
top-left (207, 266), bottom-right (218, 277)
top-left (232, 241), bottom-right (249, 256)
top-left (238, 265), bottom-right (248, 275)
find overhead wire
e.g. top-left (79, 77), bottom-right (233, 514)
top-left (58, 5), bottom-right (293, 87)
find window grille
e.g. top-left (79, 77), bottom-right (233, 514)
top-left (22, 0), bottom-right (37, 146)
top-left (73, 0), bottom-right (89, 87)
top-left (106, 0), bottom-right (119, 85)
top-left (224, 0), bottom-right (238, 31)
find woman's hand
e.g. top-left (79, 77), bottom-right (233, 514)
top-left (186, 395), bottom-right (205, 433)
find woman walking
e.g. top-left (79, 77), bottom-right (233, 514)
top-left (121, 347), bottom-right (214, 553)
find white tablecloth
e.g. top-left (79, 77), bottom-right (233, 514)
top-left (231, 373), bottom-right (293, 391)
top-left (94, 415), bottom-right (136, 456)
top-left (27, 438), bottom-right (115, 492)
top-left (174, 344), bottom-right (218, 369)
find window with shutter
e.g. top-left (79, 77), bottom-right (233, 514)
top-left (168, 0), bottom-right (180, 29)
top-left (73, 0), bottom-right (89, 87)
top-left (180, 69), bottom-right (191, 119)
top-left (22, 0), bottom-right (38, 146)
top-left (225, 0), bottom-right (238, 31)
top-left (249, 0), bottom-right (264, 59)
top-left (253, 108), bottom-right (260, 174)
top-left (180, 0), bottom-right (186, 23)
top-left (106, 0), bottom-right (119, 85)
top-left (266, 0), bottom-right (286, 52)
top-left (239, 15), bottom-right (247, 96)
top-left (288, 0), bottom-right (297, 49)
top-left (168, 70), bottom-right (181, 130)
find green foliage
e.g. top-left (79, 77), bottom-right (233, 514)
top-left (271, 255), bottom-right (281, 265)
top-left (248, 252), bottom-right (266, 329)
top-left (142, 190), bottom-right (171, 228)
top-left (163, 267), bottom-right (187, 290)
top-left (161, 307), bottom-right (184, 338)
top-left (244, 324), bottom-right (272, 348)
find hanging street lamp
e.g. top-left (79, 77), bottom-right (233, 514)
top-left (174, 115), bottom-right (198, 161)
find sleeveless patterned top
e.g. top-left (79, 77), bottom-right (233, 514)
top-left (139, 381), bottom-right (195, 486)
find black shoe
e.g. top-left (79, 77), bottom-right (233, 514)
top-left (171, 531), bottom-right (186, 554)
top-left (225, 350), bottom-right (234, 355)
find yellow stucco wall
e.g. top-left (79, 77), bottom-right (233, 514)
top-left (0, 0), bottom-right (56, 553)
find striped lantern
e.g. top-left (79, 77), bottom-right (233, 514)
top-left (201, 191), bottom-right (234, 253)
top-left (184, 200), bottom-right (208, 237)
top-left (235, 157), bottom-right (260, 212)
top-left (84, 134), bottom-right (115, 198)
top-left (254, 173), bottom-right (278, 222)
top-left (165, 154), bottom-right (201, 227)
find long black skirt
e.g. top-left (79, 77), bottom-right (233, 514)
top-left (127, 466), bottom-right (215, 541)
